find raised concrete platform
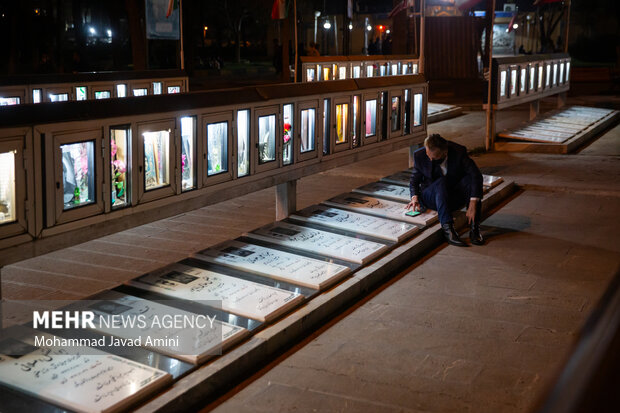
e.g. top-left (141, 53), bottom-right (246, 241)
top-left (427, 103), bottom-right (463, 124)
top-left (495, 106), bottom-right (619, 154)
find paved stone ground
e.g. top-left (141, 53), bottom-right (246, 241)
top-left (205, 124), bottom-right (620, 411)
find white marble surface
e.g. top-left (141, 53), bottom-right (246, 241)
top-left (325, 193), bottom-right (438, 227)
top-left (193, 240), bottom-right (350, 290)
top-left (245, 222), bottom-right (388, 265)
top-left (482, 175), bottom-right (504, 189)
top-left (0, 331), bottom-right (171, 413)
top-left (85, 291), bottom-right (248, 364)
top-left (292, 205), bottom-right (418, 242)
top-left (127, 263), bottom-right (304, 322)
top-left (353, 182), bottom-right (411, 203)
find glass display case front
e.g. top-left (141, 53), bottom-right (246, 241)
top-left (143, 130), bottom-right (170, 190)
top-left (553, 63), bottom-right (558, 86)
top-left (391, 64), bottom-right (398, 75)
top-left (566, 61), bottom-right (570, 82)
top-left (0, 150), bottom-right (16, 224)
top-left (258, 114), bottom-right (276, 164)
top-left (391, 96), bottom-right (401, 132)
top-left (339, 66), bottom-right (347, 80)
top-left (110, 126), bottom-right (130, 208)
top-left (180, 117), bottom-right (196, 190)
top-left (365, 99), bottom-right (377, 138)
top-left (306, 68), bottom-right (316, 82)
top-left (500, 70), bottom-right (506, 97)
top-left (61, 141), bottom-right (95, 210)
top-left (335, 103), bottom-right (349, 145)
top-left (413, 93), bottom-right (423, 126)
top-left (559, 63), bottom-right (565, 85)
top-left (323, 67), bottom-right (331, 81)
top-left (95, 90), bottom-right (111, 99)
top-left (283, 104), bottom-right (293, 165)
top-left (538, 65), bottom-right (544, 90)
top-left (168, 86), bottom-right (181, 94)
top-left (404, 89), bottom-right (411, 134)
top-left (366, 65), bottom-right (374, 77)
top-left (75, 86), bottom-right (87, 101)
top-left (412, 63), bottom-right (418, 74)
top-left (133, 88), bottom-right (148, 97)
top-left (520, 68), bottom-right (526, 93)
top-left (545, 64), bottom-right (551, 88)
top-left (207, 122), bottom-right (229, 176)
top-left (402, 65), bottom-right (409, 75)
top-left (510, 69), bottom-right (517, 96)
top-left (323, 99), bottom-right (330, 155)
top-left (153, 82), bottom-right (163, 95)
top-left (352, 65), bottom-right (361, 78)
top-left (300, 108), bottom-right (316, 153)
top-left (32, 89), bottom-right (42, 103)
top-left (116, 84), bottom-right (127, 98)
top-left (237, 110), bottom-right (250, 177)
top-left (529, 66), bottom-right (536, 91)
top-left (352, 96), bottom-right (360, 147)
top-left (0, 97), bottom-right (20, 106)
top-left (49, 93), bottom-right (69, 102)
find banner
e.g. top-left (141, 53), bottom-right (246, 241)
top-left (145, 0), bottom-right (180, 40)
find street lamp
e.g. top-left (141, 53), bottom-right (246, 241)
top-left (323, 21), bottom-right (331, 30)
top-left (314, 11), bottom-right (321, 43)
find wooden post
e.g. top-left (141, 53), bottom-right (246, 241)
top-left (281, 17), bottom-right (291, 82)
top-left (557, 91), bottom-right (567, 109)
top-left (563, 0), bottom-right (571, 53)
top-left (484, 0), bottom-right (496, 151)
top-left (276, 180), bottom-right (297, 220)
top-left (530, 100), bottom-right (540, 120)
top-left (419, 0), bottom-right (425, 75)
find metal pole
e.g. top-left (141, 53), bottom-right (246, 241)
top-left (364, 17), bottom-right (369, 55)
top-left (179, 0), bottom-right (185, 70)
top-left (333, 16), bottom-right (339, 55)
top-left (484, 0), bottom-right (496, 151)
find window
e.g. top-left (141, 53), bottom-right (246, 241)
top-left (0, 97), bottom-right (20, 106)
top-left (32, 89), bottom-right (42, 103)
top-left (352, 66), bottom-right (361, 78)
top-left (352, 96), bottom-right (360, 147)
top-left (95, 91), bottom-right (111, 99)
top-left (258, 115), bottom-right (276, 164)
top-left (0, 150), bottom-right (16, 224)
top-left (413, 93), bottom-right (423, 126)
top-left (339, 66), bottom-right (347, 80)
top-left (116, 84), bottom-right (127, 98)
top-left (366, 65), bottom-right (374, 77)
top-left (143, 130), bottom-right (170, 190)
top-left (391, 64), bottom-right (398, 75)
top-left (168, 86), bottom-right (181, 94)
top-left (49, 93), bottom-right (69, 102)
top-left (538, 66), bottom-right (544, 90)
top-left (559, 63), bottom-right (564, 85)
top-left (323, 66), bottom-right (331, 81)
top-left (529, 66), bottom-right (536, 91)
top-left (110, 126), bottom-right (130, 208)
top-left (404, 90), bottom-right (411, 134)
top-left (153, 82), bottom-right (162, 95)
top-left (133, 88), bottom-right (148, 97)
top-left (412, 63), bottom-right (418, 74)
top-left (207, 122), bottom-right (228, 176)
top-left (237, 110), bottom-right (250, 177)
top-left (500, 70), bottom-right (507, 97)
top-left (553, 63), bottom-right (558, 85)
top-left (61, 141), bottom-right (96, 210)
top-left (402, 65), bottom-right (409, 75)
top-left (335, 103), bottom-right (349, 144)
top-left (282, 104), bottom-right (294, 165)
top-left (545, 64), bottom-right (551, 87)
top-left (566, 62), bottom-right (570, 82)
top-left (379, 65), bottom-right (386, 76)
top-left (510, 69), bottom-right (517, 96)
top-left (520, 68), bottom-right (526, 93)
top-left (181, 117), bottom-right (196, 190)
top-left (76, 86), bottom-right (87, 101)
top-left (306, 68), bottom-right (316, 82)
top-left (365, 100), bottom-right (377, 137)
top-left (300, 108), bottom-right (315, 153)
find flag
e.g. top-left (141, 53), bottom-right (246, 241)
top-left (166, 0), bottom-right (179, 18)
top-left (271, 0), bottom-right (288, 20)
top-left (507, 13), bottom-right (517, 32)
top-left (454, 0), bottom-right (484, 10)
top-left (388, 0), bottom-right (407, 19)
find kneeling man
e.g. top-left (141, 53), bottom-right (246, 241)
top-left (406, 134), bottom-right (484, 246)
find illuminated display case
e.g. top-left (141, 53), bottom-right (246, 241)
top-left (75, 86), bottom-right (88, 101)
top-left (110, 125), bottom-right (131, 209)
top-left (352, 64), bottom-right (361, 78)
top-left (255, 106), bottom-right (279, 173)
top-left (352, 95), bottom-right (360, 148)
top-left (306, 67), bottom-right (316, 82)
top-left (510, 67), bottom-right (518, 97)
top-left (529, 65), bottom-right (536, 92)
top-left (389, 91), bottom-right (403, 138)
top-left (137, 120), bottom-right (176, 203)
top-left (45, 129), bottom-right (104, 225)
top-left (299, 103), bottom-right (317, 158)
top-left (364, 94), bottom-right (378, 144)
top-left (153, 82), bottom-right (163, 95)
top-left (180, 116), bottom-right (196, 191)
top-left (116, 84), bottom-right (127, 98)
top-left (0, 88), bottom-right (25, 106)
top-left (204, 112), bottom-right (232, 184)
top-left (95, 90), bottom-right (111, 99)
top-left (538, 65), bottom-right (544, 90)
top-left (236, 109), bottom-right (251, 177)
top-left (167, 86), bottom-right (181, 94)
top-left (323, 98), bottom-right (331, 155)
top-left (545, 63), bottom-right (551, 88)
top-left (559, 62), bottom-right (565, 85)
top-left (552, 63), bottom-right (558, 86)
top-left (500, 70), bottom-right (507, 97)
top-left (282, 104), bottom-right (294, 165)
top-left (403, 89), bottom-right (411, 134)
top-left (520, 67), bottom-right (526, 94)
top-left (413, 93), bottom-right (423, 128)
top-left (133, 88), bottom-right (148, 96)
top-left (0, 128), bottom-right (34, 242)
top-left (334, 98), bottom-right (350, 152)
top-left (48, 92), bottom-right (69, 102)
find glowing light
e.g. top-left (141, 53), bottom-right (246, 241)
top-left (348, 23), bottom-right (353, 30)
top-left (88, 26), bottom-right (96, 35)
top-left (386, 29), bottom-right (391, 34)
top-left (323, 21), bottom-right (331, 29)
top-left (366, 25), bottom-right (372, 31)
top-left (512, 23), bottom-right (519, 29)
top-left (106, 29), bottom-right (112, 37)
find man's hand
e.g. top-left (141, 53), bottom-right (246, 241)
top-left (406, 195), bottom-right (420, 212)
top-left (466, 199), bottom-right (477, 224)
